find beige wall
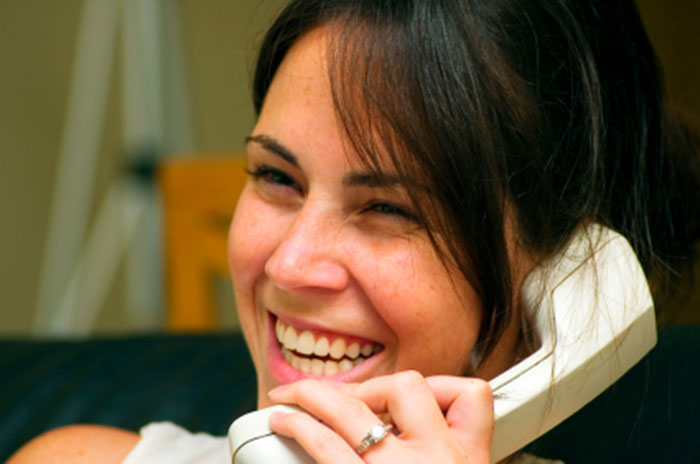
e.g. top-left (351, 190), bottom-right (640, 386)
top-left (0, 1), bottom-right (697, 335)
top-left (1, 0), bottom-right (83, 334)
top-left (0, 0), bottom-right (287, 335)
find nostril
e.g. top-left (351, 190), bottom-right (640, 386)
top-left (263, 247), bottom-right (300, 290)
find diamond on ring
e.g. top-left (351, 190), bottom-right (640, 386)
top-left (355, 424), bottom-right (393, 455)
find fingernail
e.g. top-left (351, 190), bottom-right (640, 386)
top-left (268, 385), bottom-right (287, 397)
top-left (320, 379), bottom-right (344, 388)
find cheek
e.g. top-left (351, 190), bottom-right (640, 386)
top-left (360, 245), bottom-right (481, 374)
top-left (229, 198), bottom-right (263, 293)
top-left (228, 192), bottom-right (280, 327)
top-left (229, 189), bottom-right (287, 286)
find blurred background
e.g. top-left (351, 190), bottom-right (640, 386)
top-left (0, 0), bottom-right (698, 337)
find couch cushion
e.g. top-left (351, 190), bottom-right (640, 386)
top-left (0, 333), bottom-right (256, 460)
top-left (1, 327), bottom-right (698, 462)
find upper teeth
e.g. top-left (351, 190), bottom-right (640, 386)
top-left (275, 319), bottom-right (379, 362)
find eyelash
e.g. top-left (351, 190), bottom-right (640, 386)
top-left (246, 164), bottom-right (300, 191)
top-left (246, 164), bottom-right (418, 223)
top-left (363, 202), bottom-right (419, 223)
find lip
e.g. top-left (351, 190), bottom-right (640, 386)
top-left (266, 311), bottom-right (385, 385)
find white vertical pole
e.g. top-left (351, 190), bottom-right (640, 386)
top-left (49, 178), bottom-right (146, 335)
top-left (122, 0), bottom-right (164, 150)
top-left (35, 0), bottom-right (193, 335)
top-left (33, 0), bottom-right (121, 335)
top-left (121, 0), bottom-right (192, 328)
top-left (161, 0), bottom-right (194, 152)
top-left (121, 0), bottom-right (164, 328)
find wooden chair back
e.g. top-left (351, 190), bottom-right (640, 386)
top-left (159, 155), bottom-right (247, 330)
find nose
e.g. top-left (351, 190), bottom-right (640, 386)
top-left (264, 205), bottom-right (350, 292)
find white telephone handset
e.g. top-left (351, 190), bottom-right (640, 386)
top-left (228, 225), bottom-right (657, 463)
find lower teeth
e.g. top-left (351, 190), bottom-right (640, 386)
top-left (283, 347), bottom-right (366, 375)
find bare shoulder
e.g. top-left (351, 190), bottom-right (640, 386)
top-left (7, 424), bottom-right (139, 464)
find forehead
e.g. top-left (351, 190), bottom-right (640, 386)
top-left (254, 28), bottom-right (349, 163)
top-left (254, 26), bottom-right (426, 186)
top-left (267, 27), bottom-right (330, 102)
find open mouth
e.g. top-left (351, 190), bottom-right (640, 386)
top-left (275, 318), bottom-right (384, 376)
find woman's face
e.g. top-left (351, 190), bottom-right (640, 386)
top-left (230, 29), bottom-right (510, 407)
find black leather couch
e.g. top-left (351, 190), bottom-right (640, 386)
top-left (2, 326), bottom-right (699, 463)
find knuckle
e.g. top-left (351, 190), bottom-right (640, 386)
top-left (285, 412), bottom-right (309, 428)
top-left (468, 378), bottom-right (493, 402)
top-left (285, 415), bottom-right (340, 455)
top-left (395, 369), bottom-right (426, 389)
top-left (340, 396), bottom-right (369, 418)
top-left (307, 430), bottom-right (338, 455)
top-left (296, 378), bottom-right (321, 390)
top-left (293, 379), bottom-right (322, 400)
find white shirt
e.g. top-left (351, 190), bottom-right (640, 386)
top-left (122, 421), bottom-right (563, 463)
top-left (122, 422), bottom-right (229, 464)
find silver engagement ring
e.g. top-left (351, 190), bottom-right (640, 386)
top-left (355, 424), bottom-right (394, 455)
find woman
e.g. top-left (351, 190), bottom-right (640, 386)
top-left (10, 0), bottom-right (699, 463)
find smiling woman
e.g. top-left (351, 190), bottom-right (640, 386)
top-left (230, 29), bottom-right (512, 405)
top-left (8, 0), bottom-right (700, 463)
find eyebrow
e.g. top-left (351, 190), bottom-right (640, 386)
top-left (245, 134), bottom-right (299, 167)
top-left (343, 172), bottom-right (409, 189)
top-left (245, 133), bottom-right (428, 191)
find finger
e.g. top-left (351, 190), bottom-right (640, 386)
top-left (426, 376), bottom-right (494, 427)
top-left (337, 374), bottom-right (493, 462)
top-left (269, 410), bottom-right (362, 464)
top-left (269, 379), bottom-right (399, 457)
top-left (426, 375), bottom-right (494, 458)
top-left (335, 371), bottom-right (451, 439)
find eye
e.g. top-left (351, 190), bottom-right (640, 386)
top-left (246, 164), bottom-right (300, 191)
top-left (365, 202), bottom-right (419, 223)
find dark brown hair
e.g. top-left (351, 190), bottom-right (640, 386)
top-left (252, 0), bottom-right (700, 363)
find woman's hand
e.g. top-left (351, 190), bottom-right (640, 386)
top-left (267, 371), bottom-right (494, 463)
